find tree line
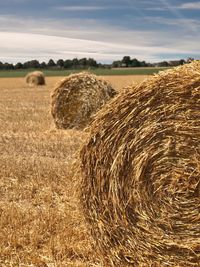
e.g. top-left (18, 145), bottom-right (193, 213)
top-left (0, 58), bottom-right (99, 70)
top-left (112, 57), bottom-right (190, 68)
top-left (0, 56), bottom-right (191, 70)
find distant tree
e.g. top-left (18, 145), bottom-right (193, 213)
top-left (14, 62), bottom-right (23, 69)
top-left (23, 61), bottom-right (29, 69)
top-left (179, 59), bottom-right (185, 65)
top-left (0, 61), bottom-right (3, 69)
top-left (29, 60), bottom-right (40, 68)
top-left (122, 56), bottom-right (131, 67)
top-left (87, 58), bottom-right (98, 67)
top-left (3, 62), bottom-right (14, 69)
top-left (22, 60), bottom-right (40, 69)
top-left (47, 59), bottom-right (56, 68)
top-left (57, 59), bottom-right (64, 68)
top-left (72, 58), bottom-right (79, 68)
top-left (140, 61), bottom-right (147, 67)
top-left (79, 58), bottom-right (87, 67)
top-left (64, 59), bottom-right (72, 69)
top-left (112, 60), bottom-right (121, 68)
top-left (157, 61), bottom-right (169, 67)
top-left (131, 58), bottom-right (140, 67)
top-left (40, 62), bottom-right (47, 69)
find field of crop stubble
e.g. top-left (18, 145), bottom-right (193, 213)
top-left (0, 75), bottom-right (147, 267)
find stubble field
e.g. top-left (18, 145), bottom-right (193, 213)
top-left (0, 75), bottom-right (147, 267)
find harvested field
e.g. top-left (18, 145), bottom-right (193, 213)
top-left (0, 75), bottom-right (147, 91)
top-left (0, 75), bottom-right (146, 266)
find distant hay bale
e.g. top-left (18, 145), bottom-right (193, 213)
top-left (51, 72), bottom-right (117, 129)
top-left (26, 71), bottom-right (45, 86)
top-left (80, 61), bottom-right (200, 266)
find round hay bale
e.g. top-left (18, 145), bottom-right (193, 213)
top-left (80, 61), bottom-right (200, 266)
top-left (26, 71), bottom-right (45, 86)
top-left (51, 72), bottom-right (117, 129)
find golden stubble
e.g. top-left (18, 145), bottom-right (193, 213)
top-left (0, 75), bottom-right (146, 267)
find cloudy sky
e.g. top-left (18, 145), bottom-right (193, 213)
top-left (0, 0), bottom-right (200, 63)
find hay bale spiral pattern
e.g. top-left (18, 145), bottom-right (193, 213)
top-left (81, 61), bottom-right (200, 266)
top-left (26, 71), bottom-right (45, 86)
top-left (51, 72), bottom-right (117, 129)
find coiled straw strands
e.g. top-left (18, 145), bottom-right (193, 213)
top-left (51, 72), bottom-right (117, 129)
top-left (80, 61), bottom-right (200, 266)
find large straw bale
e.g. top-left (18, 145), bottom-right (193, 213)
top-left (26, 71), bottom-right (45, 86)
top-left (80, 61), bottom-right (200, 266)
top-left (51, 72), bottom-right (117, 129)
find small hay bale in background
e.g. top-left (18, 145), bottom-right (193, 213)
top-left (80, 61), bottom-right (200, 266)
top-left (51, 72), bottom-right (117, 130)
top-left (26, 71), bottom-right (45, 86)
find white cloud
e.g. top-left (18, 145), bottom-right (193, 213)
top-left (145, 7), bottom-right (166, 11)
top-left (145, 1), bottom-right (200, 11)
top-left (0, 15), bottom-right (199, 63)
top-left (54, 4), bottom-right (142, 11)
top-left (178, 2), bottom-right (200, 9)
top-left (0, 15), bottom-right (161, 46)
top-left (55, 5), bottom-right (107, 11)
top-left (1, 31), bottom-right (199, 63)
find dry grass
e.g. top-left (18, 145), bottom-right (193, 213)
top-left (81, 62), bottom-right (200, 267)
top-left (0, 75), bottom-right (146, 267)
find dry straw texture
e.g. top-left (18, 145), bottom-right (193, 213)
top-left (80, 61), bottom-right (200, 266)
top-left (51, 72), bottom-right (117, 129)
top-left (26, 71), bottom-right (45, 86)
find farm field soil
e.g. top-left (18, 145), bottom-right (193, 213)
top-left (0, 75), bottom-right (148, 91)
top-left (0, 75), bottom-right (147, 266)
